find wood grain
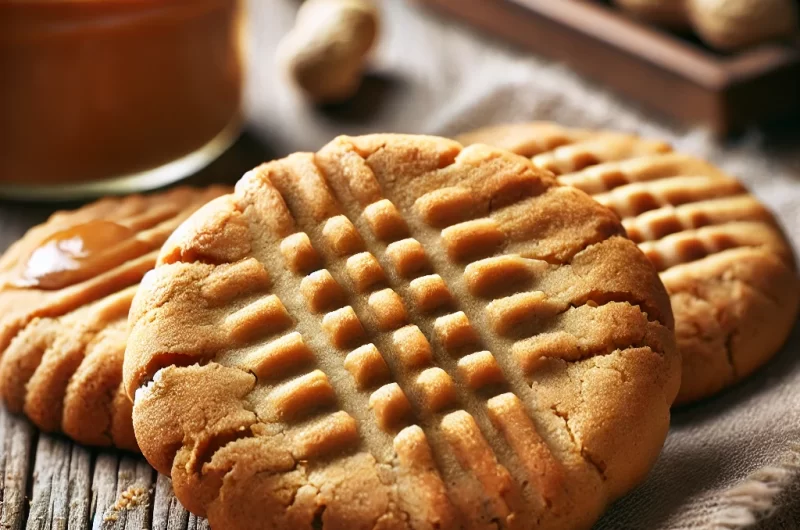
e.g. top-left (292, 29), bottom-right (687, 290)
top-left (1, 406), bottom-right (34, 530)
top-left (0, 406), bottom-right (209, 530)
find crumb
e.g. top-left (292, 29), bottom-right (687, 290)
top-left (103, 485), bottom-right (148, 521)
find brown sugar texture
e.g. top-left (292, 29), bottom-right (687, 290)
top-left (459, 122), bottom-right (799, 405)
top-left (0, 186), bottom-right (229, 451)
top-left (125, 134), bottom-right (679, 530)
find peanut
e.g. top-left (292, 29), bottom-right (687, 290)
top-left (278, 0), bottom-right (379, 104)
top-left (688, 0), bottom-right (798, 50)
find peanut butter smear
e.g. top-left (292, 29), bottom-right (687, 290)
top-left (16, 220), bottom-right (142, 289)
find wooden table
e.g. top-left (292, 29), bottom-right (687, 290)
top-left (0, 406), bottom-right (209, 530)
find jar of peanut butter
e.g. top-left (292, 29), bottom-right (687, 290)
top-left (0, 0), bottom-right (244, 200)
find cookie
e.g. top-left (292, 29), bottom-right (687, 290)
top-left (458, 122), bottom-right (799, 405)
top-left (125, 134), bottom-right (678, 530)
top-left (0, 186), bottom-right (229, 451)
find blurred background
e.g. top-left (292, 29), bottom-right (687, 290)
top-left (3, 0), bottom-right (799, 252)
top-left (2, 0), bottom-right (800, 203)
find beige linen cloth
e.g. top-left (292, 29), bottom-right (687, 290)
top-left (249, 1), bottom-right (800, 528)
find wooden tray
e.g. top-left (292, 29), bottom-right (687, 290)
top-left (415, 0), bottom-right (800, 135)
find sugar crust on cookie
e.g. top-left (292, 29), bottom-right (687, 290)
top-left (0, 186), bottom-right (229, 451)
top-left (125, 134), bottom-right (678, 530)
top-left (458, 122), bottom-right (799, 405)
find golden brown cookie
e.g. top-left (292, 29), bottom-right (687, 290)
top-left (125, 134), bottom-right (678, 530)
top-left (458, 122), bottom-right (800, 405)
top-left (0, 186), bottom-right (228, 451)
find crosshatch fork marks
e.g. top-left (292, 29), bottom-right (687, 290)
top-left (304, 152), bottom-right (549, 518)
top-left (456, 123), bottom-right (798, 412)
top-left (124, 134), bottom-right (679, 530)
top-left (312, 137), bottom-right (670, 514)
top-left (331, 141), bottom-right (590, 480)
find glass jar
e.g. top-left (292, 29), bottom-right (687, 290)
top-left (0, 0), bottom-right (244, 200)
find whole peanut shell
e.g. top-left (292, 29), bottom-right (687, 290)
top-left (278, 0), bottom-right (379, 104)
top-left (687, 0), bottom-right (798, 50)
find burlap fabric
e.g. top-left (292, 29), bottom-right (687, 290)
top-left (249, 1), bottom-right (800, 528)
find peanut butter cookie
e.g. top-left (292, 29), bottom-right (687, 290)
top-left (458, 122), bottom-right (799, 405)
top-left (0, 186), bottom-right (229, 451)
top-left (125, 134), bottom-right (678, 529)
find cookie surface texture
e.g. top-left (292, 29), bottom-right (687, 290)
top-left (125, 134), bottom-right (678, 530)
top-left (458, 122), bottom-right (799, 405)
top-left (0, 186), bottom-right (229, 451)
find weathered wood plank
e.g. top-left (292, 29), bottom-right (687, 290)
top-left (65, 446), bottom-right (92, 530)
top-left (119, 457), bottom-right (155, 530)
top-left (1, 407), bottom-right (36, 530)
top-left (152, 474), bottom-right (188, 530)
top-left (99, 456), bottom-right (154, 530)
top-left (24, 434), bottom-right (90, 530)
top-left (25, 434), bottom-right (71, 530)
top-left (151, 472), bottom-right (210, 530)
top-left (186, 516), bottom-right (211, 530)
top-left (90, 454), bottom-right (118, 530)
top-left (191, 516), bottom-right (210, 530)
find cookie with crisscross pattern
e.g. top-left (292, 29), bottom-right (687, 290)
top-left (459, 122), bottom-right (799, 405)
top-left (125, 134), bottom-right (678, 530)
top-left (0, 186), bottom-right (229, 451)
